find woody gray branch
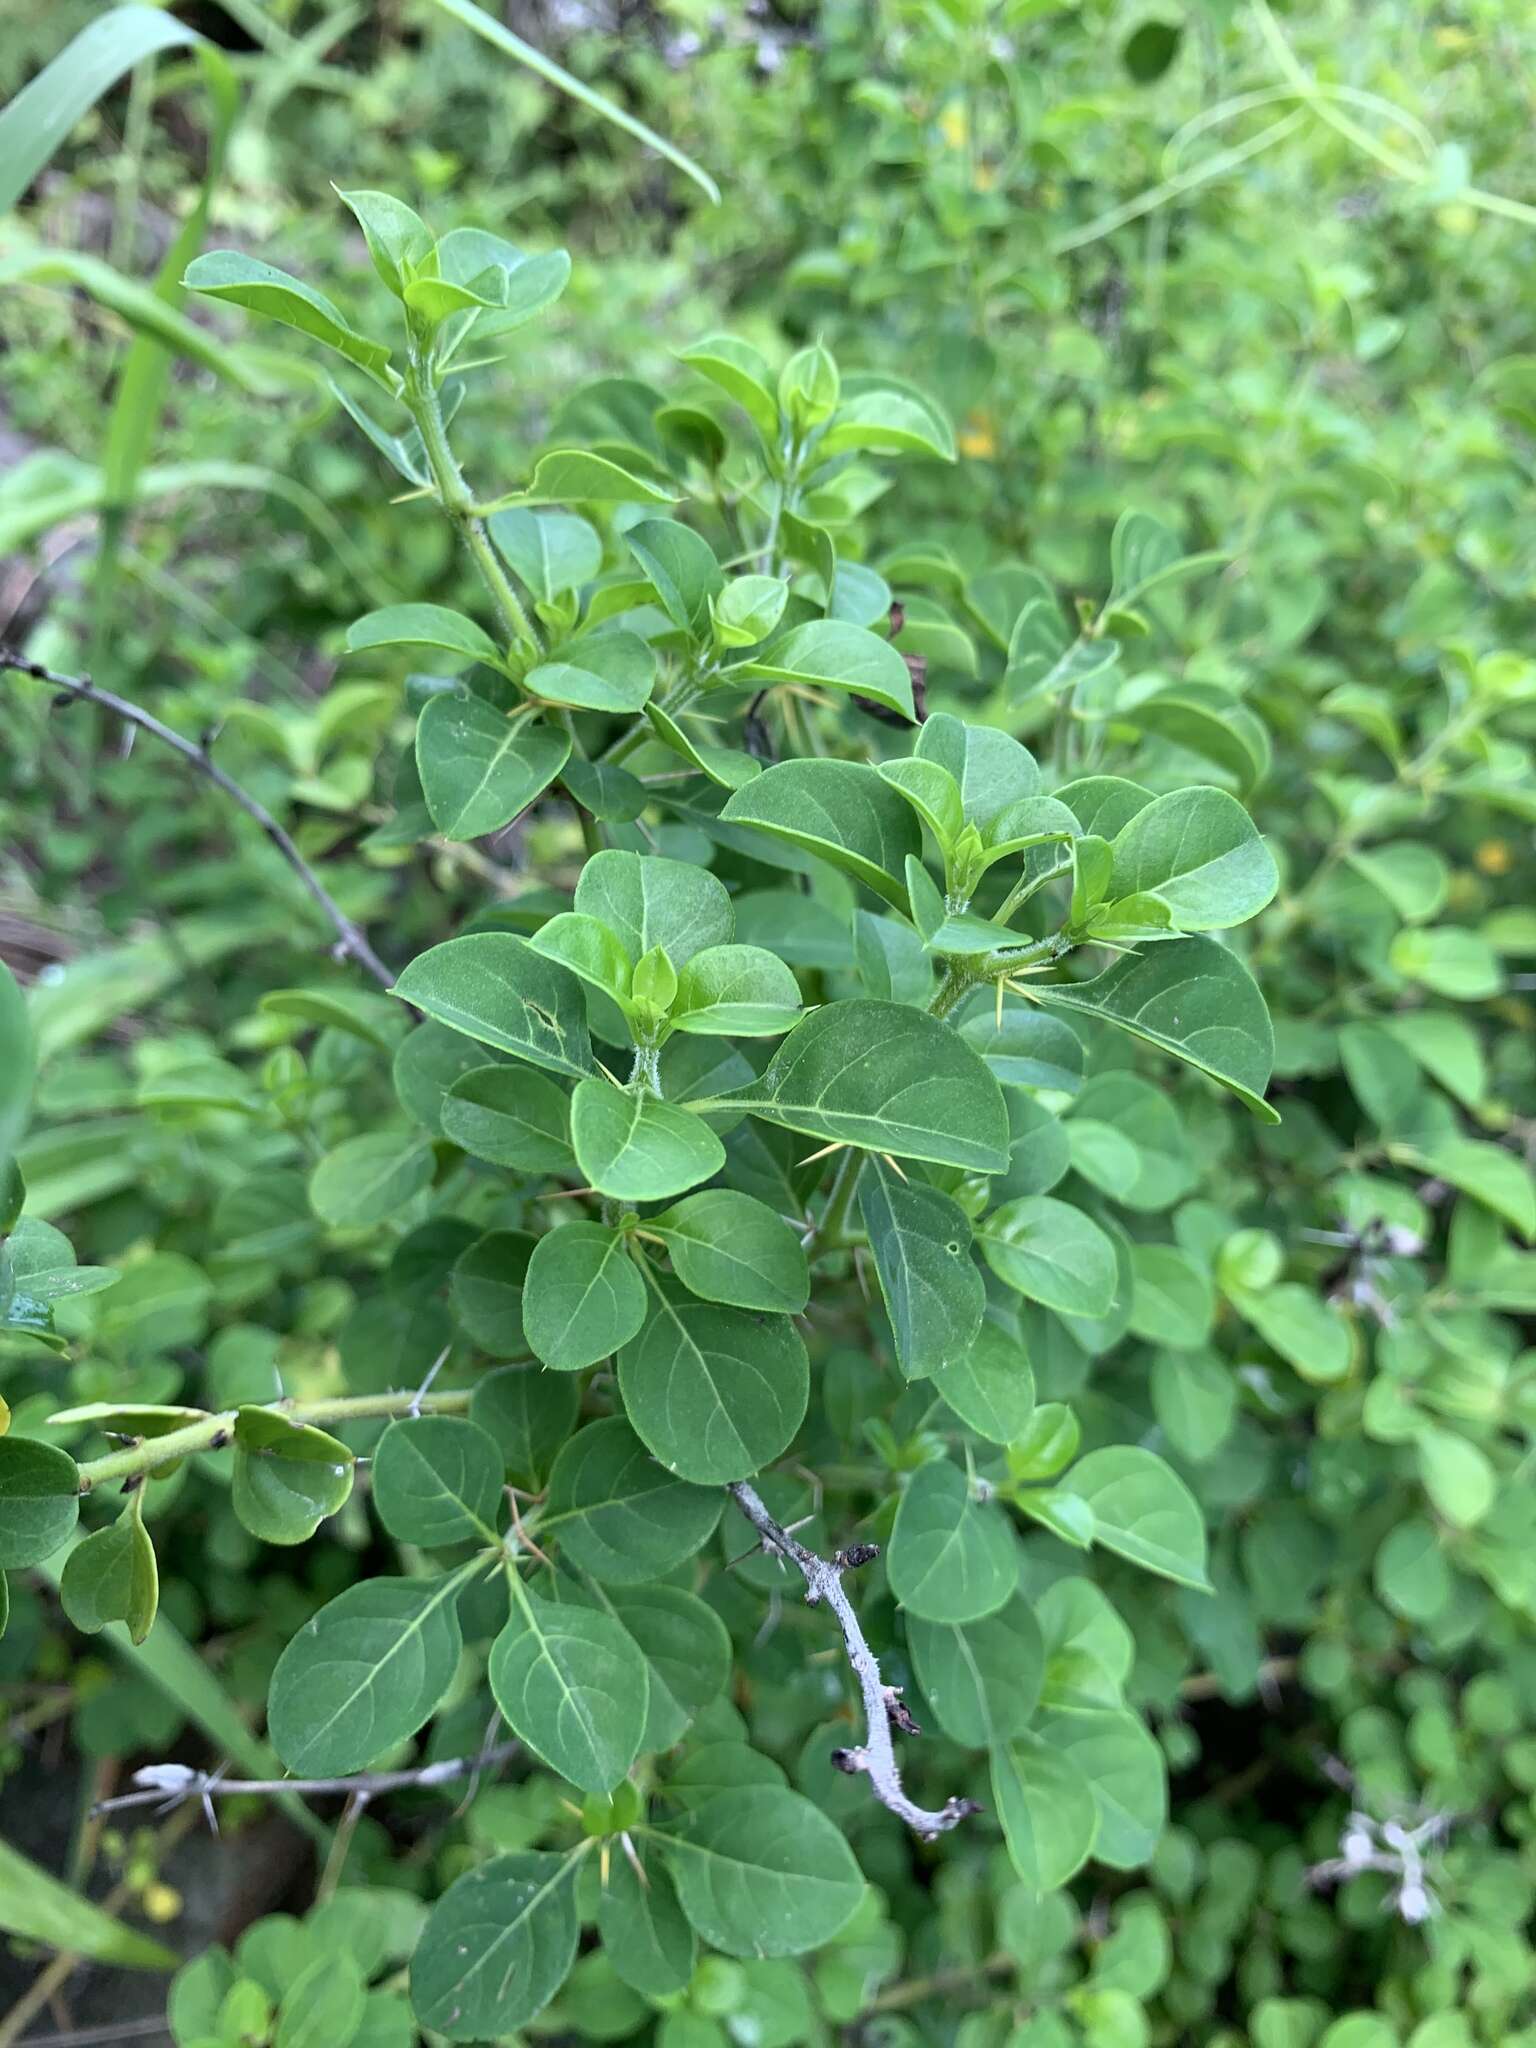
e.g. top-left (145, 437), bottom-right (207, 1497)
top-left (91, 1739), bottom-right (521, 1819)
top-left (727, 1481), bottom-right (981, 1839)
top-left (0, 651), bottom-right (394, 990)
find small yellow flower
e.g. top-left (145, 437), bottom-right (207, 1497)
top-left (939, 105), bottom-right (968, 150)
top-left (959, 412), bottom-right (998, 460)
top-left (142, 1882), bottom-right (182, 1923)
top-left (1476, 839), bottom-right (1514, 876)
top-left (973, 163), bottom-right (997, 192)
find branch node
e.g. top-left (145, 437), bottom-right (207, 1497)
top-left (834, 1541), bottom-right (880, 1571)
top-left (883, 1686), bottom-right (922, 1737)
top-left (727, 1480), bottom-right (977, 1839)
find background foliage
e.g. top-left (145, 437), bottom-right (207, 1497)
top-left (3, 4), bottom-right (1536, 2047)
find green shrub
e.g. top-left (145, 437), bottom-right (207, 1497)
top-left (3, 7), bottom-right (1536, 2047)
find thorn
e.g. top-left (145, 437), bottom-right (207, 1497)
top-left (619, 1830), bottom-right (648, 1887)
top-left (879, 1153), bottom-right (907, 1181)
top-left (409, 1344), bottom-right (451, 1417)
top-left (504, 1487), bottom-right (554, 1569)
top-left (798, 1139), bottom-right (848, 1167)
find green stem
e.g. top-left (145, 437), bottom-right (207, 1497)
top-left (994, 856), bottom-right (1072, 926)
top-left (406, 360), bottom-right (538, 654)
top-left (76, 1389), bottom-right (475, 1492)
top-left (808, 1145), bottom-right (866, 1258)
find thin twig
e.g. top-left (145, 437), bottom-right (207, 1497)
top-left (1, 651), bottom-right (394, 989)
top-left (727, 1482), bottom-right (980, 1839)
top-left (90, 1740), bottom-right (520, 1819)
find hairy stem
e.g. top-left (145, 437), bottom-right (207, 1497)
top-left (727, 1482), bottom-right (980, 1839)
top-left (1, 653), bottom-right (393, 989)
top-left (406, 362), bottom-right (537, 653)
top-left (807, 1145), bottom-right (865, 1256)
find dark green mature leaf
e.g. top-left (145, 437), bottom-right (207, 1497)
top-left (991, 1735), bottom-right (1098, 1889)
top-left (471, 1365), bottom-right (579, 1490)
top-left (646, 1191), bottom-right (808, 1312)
top-left (979, 1197), bottom-right (1118, 1317)
top-left (513, 448), bottom-right (677, 506)
top-left (394, 935), bottom-right (594, 1079)
top-left (59, 1496), bottom-right (157, 1644)
top-left (740, 620), bottom-right (915, 720)
top-left (371, 1417), bottom-right (504, 1546)
top-left (0, 1437), bottom-right (80, 1568)
top-left (416, 698), bottom-right (569, 839)
top-left (309, 1133), bottom-right (434, 1229)
top-left (1029, 938), bottom-right (1276, 1120)
top-left (627, 518), bottom-right (722, 634)
top-left (231, 1408), bottom-right (354, 1545)
top-left (490, 1589), bottom-right (648, 1791)
top-left (720, 760), bottom-right (920, 909)
top-left (527, 630), bottom-right (656, 714)
top-left (906, 1595), bottom-right (1045, 1747)
top-left (858, 1159), bottom-right (985, 1377)
top-left (740, 1000), bottom-right (1008, 1173)
top-left (618, 1292), bottom-right (808, 1483)
top-left (931, 1320), bottom-right (1036, 1443)
top-left (959, 998), bottom-right (1084, 1093)
top-left (607, 1584), bottom-right (731, 1750)
top-left (598, 1852), bottom-right (695, 1998)
top-left (546, 1417), bottom-right (722, 1582)
top-left (570, 1081), bottom-right (726, 1201)
top-left (451, 1229), bottom-right (533, 1355)
top-left (268, 1572), bottom-right (469, 1774)
top-left (576, 851), bottom-right (732, 967)
top-left (522, 1222), bottom-right (647, 1370)
top-left (658, 1788), bottom-right (864, 1957)
top-left (1037, 1708), bottom-right (1167, 1867)
top-left (442, 1065), bottom-right (573, 1171)
top-left (1107, 787), bottom-right (1277, 931)
top-left (410, 1851), bottom-right (579, 2041)
top-left (490, 507), bottom-right (601, 600)
top-left (677, 334), bottom-right (779, 440)
top-left (1064, 1447), bottom-right (1211, 1590)
top-left (887, 1458), bottom-right (1017, 1622)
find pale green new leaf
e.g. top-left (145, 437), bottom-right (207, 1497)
top-left (1063, 1446), bottom-right (1211, 1591)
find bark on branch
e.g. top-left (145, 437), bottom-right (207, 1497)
top-left (1, 651), bottom-right (394, 989)
top-left (727, 1481), bottom-right (981, 1839)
